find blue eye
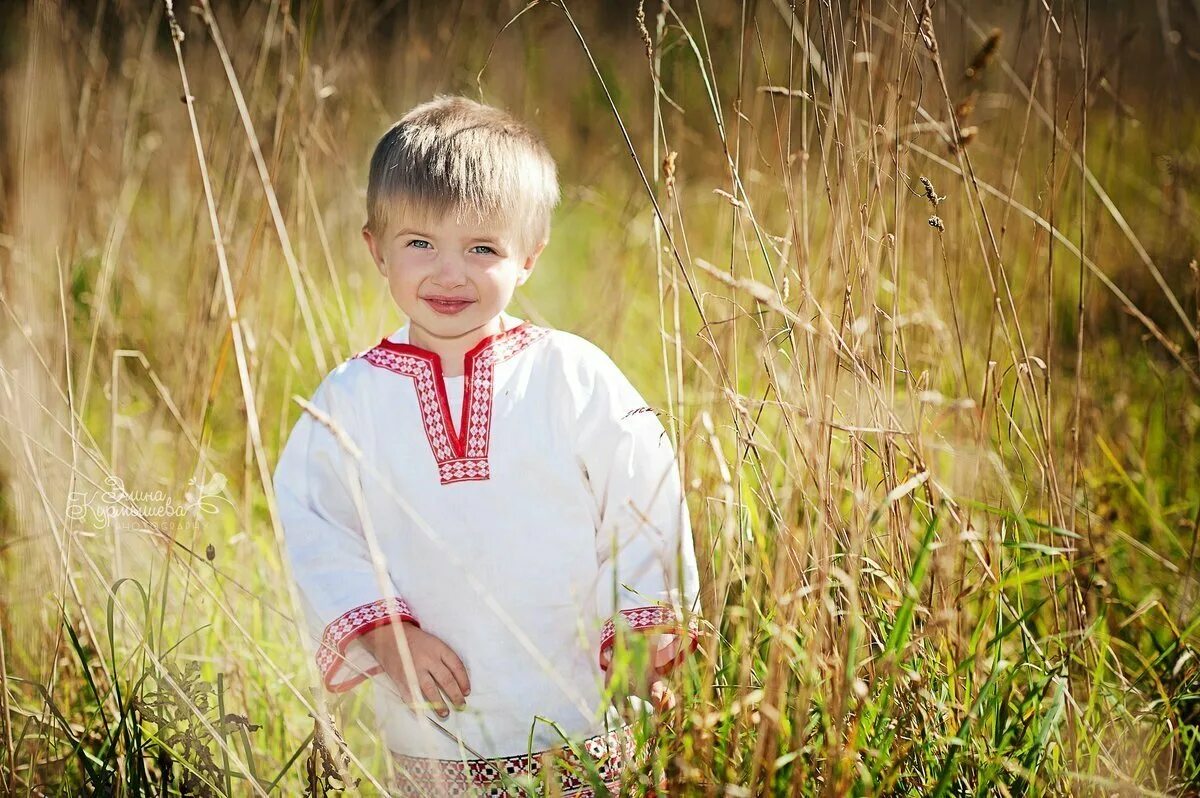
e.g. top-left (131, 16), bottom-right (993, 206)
top-left (470, 245), bottom-right (497, 255)
top-left (407, 239), bottom-right (432, 249)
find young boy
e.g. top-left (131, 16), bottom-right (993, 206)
top-left (272, 95), bottom-right (703, 797)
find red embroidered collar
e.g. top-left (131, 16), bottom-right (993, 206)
top-left (357, 321), bottom-right (549, 484)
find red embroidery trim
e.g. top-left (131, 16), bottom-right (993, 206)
top-left (317, 597), bottom-right (419, 692)
top-left (599, 605), bottom-right (702, 675)
top-left (359, 321), bottom-right (550, 485)
top-left (391, 722), bottom-right (639, 798)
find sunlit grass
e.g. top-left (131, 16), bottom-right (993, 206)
top-left (1, 1), bottom-right (1198, 796)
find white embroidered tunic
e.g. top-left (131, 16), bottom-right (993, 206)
top-left (271, 313), bottom-right (703, 763)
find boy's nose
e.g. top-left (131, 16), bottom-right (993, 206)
top-left (431, 256), bottom-right (467, 286)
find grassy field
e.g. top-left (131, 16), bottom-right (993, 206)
top-left (2, 0), bottom-right (1199, 795)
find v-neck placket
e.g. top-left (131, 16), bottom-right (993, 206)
top-left (357, 320), bottom-right (550, 484)
top-left (409, 331), bottom-right (499, 458)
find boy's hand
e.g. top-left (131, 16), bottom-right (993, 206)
top-left (359, 621), bottom-right (470, 719)
top-left (603, 633), bottom-right (680, 713)
top-left (605, 660), bottom-right (678, 713)
top-left (648, 675), bottom-right (678, 713)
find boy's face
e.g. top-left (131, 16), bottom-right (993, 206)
top-left (362, 207), bottom-right (544, 345)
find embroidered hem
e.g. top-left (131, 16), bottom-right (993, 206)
top-left (390, 723), bottom-right (640, 797)
top-left (317, 597), bottom-right (419, 692)
top-left (599, 605), bottom-right (702, 676)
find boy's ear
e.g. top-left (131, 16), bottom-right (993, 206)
top-left (517, 239), bottom-right (546, 286)
top-left (362, 224), bottom-right (386, 275)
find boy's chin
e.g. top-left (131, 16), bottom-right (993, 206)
top-left (411, 306), bottom-right (506, 335)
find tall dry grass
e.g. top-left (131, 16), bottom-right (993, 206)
top-left (1, 0), bottom-right (1199, 795)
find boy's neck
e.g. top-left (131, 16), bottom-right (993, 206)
top-left (404, 311), bottom-right (521, 377)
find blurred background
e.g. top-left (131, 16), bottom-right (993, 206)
top-left (2, 0), bottom-right (1200, 794)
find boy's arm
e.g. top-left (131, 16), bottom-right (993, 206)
top-left (572, 345), bottom-right (704, 678)
top-left (273, 375), bottom-right (420, 693)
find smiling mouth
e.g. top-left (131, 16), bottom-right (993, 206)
top-left (423, 297), bottom-right (474, 314)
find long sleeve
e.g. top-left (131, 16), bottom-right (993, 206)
top-left (572, 344), bottom-right (703, 677)
top-left (272, 371), bottom-right (420, 693)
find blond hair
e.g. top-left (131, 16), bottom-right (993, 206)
top-left (365, 95), bottom-right (560, 255)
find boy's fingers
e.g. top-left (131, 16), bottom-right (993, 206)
top-left (432, 664), bottom-right (467, 711)
top-left (441, 651), bottom-right (471, 697)
top-left (418, 674), bottom-right (450, 717)
top-left (393, 680), bottom-right (420, 712)
top-left (651, 681), bottom-right (677, 712)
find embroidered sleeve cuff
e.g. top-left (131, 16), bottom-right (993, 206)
top-left (316, 597), bottom-right (420, 692)
top-left (599, 604), bottom-right (702, 676)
